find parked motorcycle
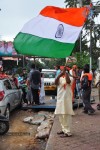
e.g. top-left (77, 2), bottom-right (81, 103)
top-left (0, 115), bottom-right (9, 135)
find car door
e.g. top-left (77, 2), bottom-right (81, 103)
top-left (3, 79), bottom-right (16, 110)
top-left (10, 79), bottom-right (22, 106)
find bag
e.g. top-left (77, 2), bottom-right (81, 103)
top-left (81, 75), bottom-right (89, 90)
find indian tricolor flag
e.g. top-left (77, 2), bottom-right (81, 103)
top-left (14, 6), bottom-right (89, 58)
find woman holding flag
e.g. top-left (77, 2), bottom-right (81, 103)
top-left (55, 66), bottom-right (74, 137)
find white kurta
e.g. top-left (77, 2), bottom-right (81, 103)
top-left (40, 77), bottom-right (45, 103)
top-left (55, 76), bottom-right (75, 115)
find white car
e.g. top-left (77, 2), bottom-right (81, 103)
top-left (0, 78), bottom-right (23, 119)
top-left (42, 69), bottom-right (57, 94)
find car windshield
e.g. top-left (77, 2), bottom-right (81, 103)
top-left (43, 72), bottom-right (56, 78)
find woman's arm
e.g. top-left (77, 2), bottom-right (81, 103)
top-left (65, 72), bottom-right (71, 84)
top-left (55, 72), bottom-right (64, 85)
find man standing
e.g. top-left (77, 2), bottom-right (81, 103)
top-left (81, 64), bottom-right (95, 115)
top-left (29, 64), bottom-right (41, 105)
top-left (55, 66), bottom-right (74, 137)
top-left (27, 64), bottom-right (36, 104)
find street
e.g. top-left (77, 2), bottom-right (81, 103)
top-left (0, 88), bottom-right (99, 150)
top-left (0, 95), bottom-right (52, 150)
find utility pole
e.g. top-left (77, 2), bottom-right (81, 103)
top-left (77, 0), bottom-right (83, 53)
top-left (89, 20), bottom-right (92, 71)
top-left (80, 31), bottom-right (82, 52)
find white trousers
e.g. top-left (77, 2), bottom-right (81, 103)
top-left (59, 114), bottom-right (72, 133)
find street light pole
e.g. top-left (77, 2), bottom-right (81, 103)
top-left (90, 20), bottom-right (92, 71)
top-left (80, 31), bottom-right (82, 53)
top-left (77, 0), bottom-right (83, 53)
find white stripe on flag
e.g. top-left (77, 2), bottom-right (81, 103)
top-left (21, 15), bottom-right (82, 43)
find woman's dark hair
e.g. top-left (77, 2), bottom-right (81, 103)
top-left (32, 70), bottom-right (40, 84)
top-left (31, 63), bottom-right (35, 69)
top-left (56, 65), bottom-right (60, 69)
top-left (83, 64), bottom-right (89, 73)
top-left (41, 73), bottom-right (44, 77)
top-left (39, 68), bottom-right (42, 72)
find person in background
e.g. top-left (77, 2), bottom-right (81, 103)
top-left (39, 68), bottom-right (42, 73)
top-left (22, 68), bottom-right (27, 80)
top-left (0, 65), bottom-right (3, 73)
top-left (0, 66), bottom-right (8, 78)
top-left (27, 63), bottom-right (36, 104)
top-left (55, 65), bottom-right (61, 78)
top-left (18, 73), bottom-right (28, 104)
top-left (12, 73), bottom-right (19, 88)
top-left (39, 73), bottom-right (45, 104)
top-left (29, 64), bottom-right (41, 105)
top-left (81, 64), bottom-right (95, 115)
top-left (69, 65), bottom-right (78, 102)
top-left (76, 67), bottom-right (82, 99)
top-left (55, 66), bottom-right (74, 137)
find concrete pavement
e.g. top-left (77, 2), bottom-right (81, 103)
top-left (45, 88), bottom-right (100, 150)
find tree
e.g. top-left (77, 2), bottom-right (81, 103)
top-left (41, 58), bottom-right (66, 69)
top-left (64, 0), bottom-right (100, 68)
top-left (65, 52), bottom-right (90, 68)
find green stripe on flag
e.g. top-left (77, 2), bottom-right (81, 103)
top-left (14, 32), bottom-right (75, 58)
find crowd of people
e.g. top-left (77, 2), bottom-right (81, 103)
top-left (0, 63), bottom-right (100, 137)
top-left (0, 64), bottom-right (46, 106)
top-left (0, 63), bottom-right (99, 108)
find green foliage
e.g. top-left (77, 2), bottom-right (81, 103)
top-left (26, 59), bottom-right (45, 70)
top-left (67, 52), bottom-right (89, 68)
top-left (64, 0), bottom-right (77, 7)
top-left (41, 58), bottom-right (65, 69)
top-left (64, 0), bottom-right (100, 69)
top-left (75, 52), bottom-right (89, 68)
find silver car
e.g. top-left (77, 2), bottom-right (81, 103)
top-left (0, 78), bottom-right (23, 119)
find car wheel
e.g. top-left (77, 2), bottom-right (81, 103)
top-left (0, 121), bottom-right (9, 135)
top-left (5, 105), bottom-right (10, 119)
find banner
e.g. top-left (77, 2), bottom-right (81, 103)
top-left (66, 56), bottom-right (77, 63)
top-left (0, 41), bottom-right (17, 56)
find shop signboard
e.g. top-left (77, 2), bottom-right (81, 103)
top-left (0, 41), bottom-right (17, 56)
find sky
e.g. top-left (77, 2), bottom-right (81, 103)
top-left (0, 0), bottom-right (65, 41)
top-left (0, 0), bottom-right (99, 41)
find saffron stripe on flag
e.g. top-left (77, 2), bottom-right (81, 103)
top-left (40, 6), bottom-right (89, 26)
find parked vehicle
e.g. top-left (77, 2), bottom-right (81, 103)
top-left (42, 69), bottom-right (57, 94)
top-left (0, 77), bottom-right (23, 119)
top-left (0, 115), bottom-right (9, 135)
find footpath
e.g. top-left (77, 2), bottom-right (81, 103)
top-left (45, 88), bottom-right (100, 150)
